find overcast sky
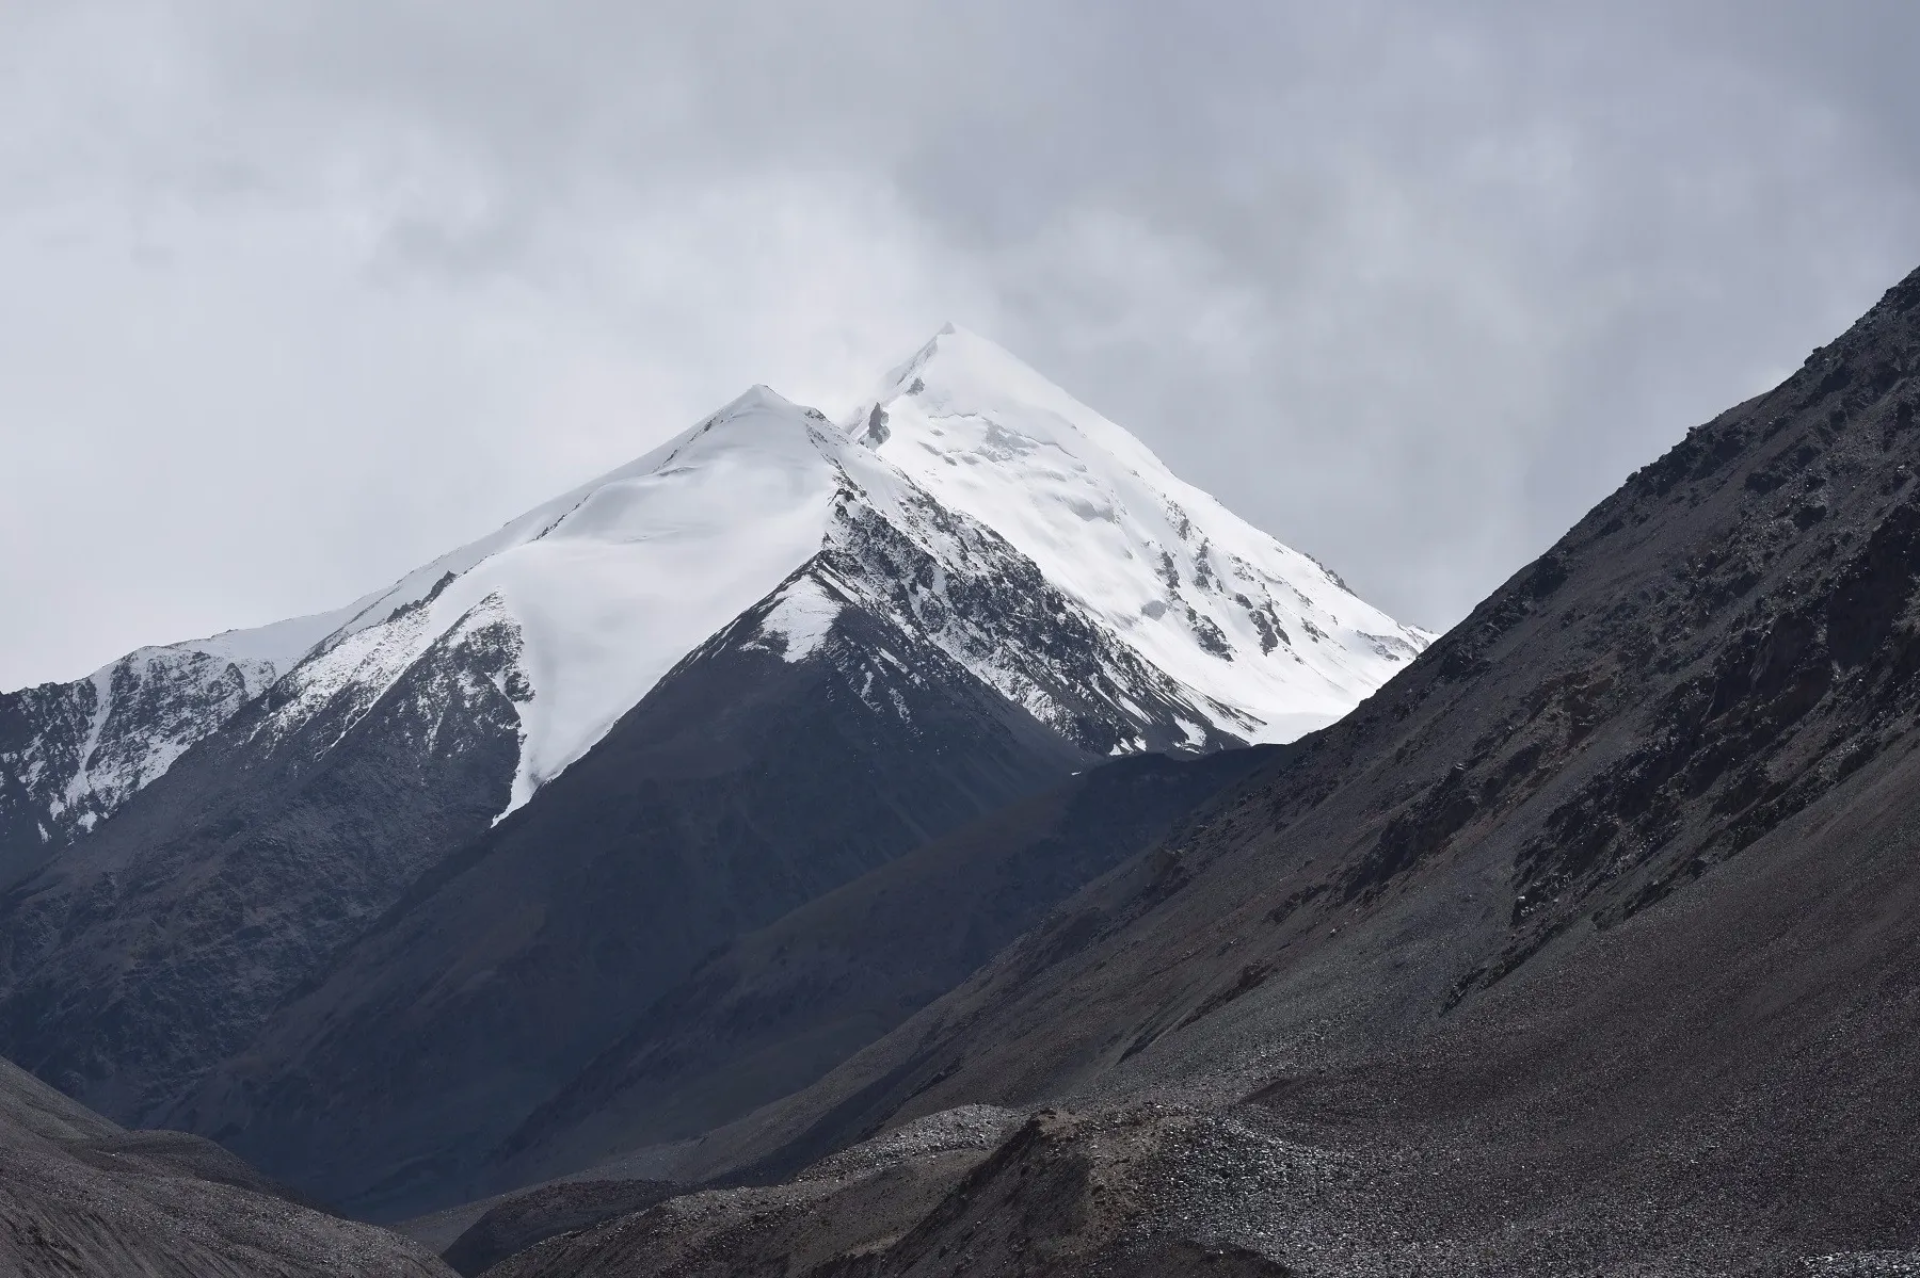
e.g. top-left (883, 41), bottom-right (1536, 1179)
top-left (4, 2), bottom-right (1918, 688)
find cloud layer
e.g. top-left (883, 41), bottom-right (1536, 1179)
top-left (5, 1), bottom-right (1917, 686)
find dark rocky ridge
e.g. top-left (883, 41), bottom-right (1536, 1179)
top-left (817, 484), bottom-right (1248, 756)
top-left (442, 1180), bottom-right (678, 1277)
top-left (507, 267), bottom-right (1920, 1275)
top-left (0, 608), bottom-right (527, 1125)
top-left (0, 645), bottom-right (280, 890)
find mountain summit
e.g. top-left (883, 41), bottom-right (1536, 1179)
top-left (4, 330), bottom-right (1423, 852)
top-left (849, 325), bottom-right (1429, 743)
top-left (278, 325), bottom-right (1428, 824)
top-left (0, 331), bottom-right (1427, 1215)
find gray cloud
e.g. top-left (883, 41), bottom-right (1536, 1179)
top-left (4, 1), bottom-right (1918, 686)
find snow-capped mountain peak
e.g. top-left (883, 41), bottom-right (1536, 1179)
top-left (0, 338), bottom-right (1437, 1157)
top-left (6, 335), bottom-right (1431, 852)
top-left (846, 325), bottom-right (1432, 743)
top-left (258, 386), bottom-right (851, 815)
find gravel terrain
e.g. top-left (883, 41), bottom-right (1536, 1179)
top-left (0, 1054), bottom-right (450, 1277)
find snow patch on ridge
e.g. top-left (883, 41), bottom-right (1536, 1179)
top-left (262, 388), bottom-right (849, 820)
top-left (61, 669), bottom-right (115, 822)
top-left (753, 576), bottom-right (844, 663)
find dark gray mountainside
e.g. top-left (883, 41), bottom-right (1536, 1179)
top-left (0, 604), bottom-right (529, 1125)
top-left (0, 640), bottom-right (297, 890)
top-left (174, 578), bottom-right (1094, 1220)
top-left (0, 1049), bottom-right (450, 1276)
top-left (478, 268), bottom-right (1920, 1276)
top-left (491, 745), bottom-right (1280, 1194)
top-left (391, 746), bottom-right (1273, 1272)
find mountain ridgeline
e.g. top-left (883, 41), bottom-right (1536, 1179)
top-left (0, 328), bottom-right (1426, 1230)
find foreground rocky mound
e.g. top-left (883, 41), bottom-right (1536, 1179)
top-left (465, 268), bottom-right (1920, 1274)
top-left (488, 1108), bottom-right (1297, 1278)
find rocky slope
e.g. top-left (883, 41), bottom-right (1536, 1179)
top-left (0, 1050), bottom-right (450, 1277)
top-left (491, 267), bottom-right (1920, 1275)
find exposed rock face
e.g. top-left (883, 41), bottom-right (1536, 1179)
top-left (0, 605), bottom-right (531, 1124)
top-left (0, 614), bottom-right (343, 888)
top-left (491, 267), bottom-right (1920, 1275)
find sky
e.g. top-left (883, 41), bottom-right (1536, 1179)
top-left (4, 1), bottom-right (1918, 688)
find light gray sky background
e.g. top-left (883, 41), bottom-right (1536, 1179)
top-left (4, 1), bottom-right (1918, 688)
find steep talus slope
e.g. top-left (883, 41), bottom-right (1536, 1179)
top-left (487, 1108), bottom-right (1295, 1278)
top-left (0, 1050), bottom-right (121, 1145)
top-left (1228, 730), bottom-right (1920, 1272)
top-left (528, 268), bottom-right (1920, 1275)
top-left (0, 1051), bottom-right (452, 1277)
